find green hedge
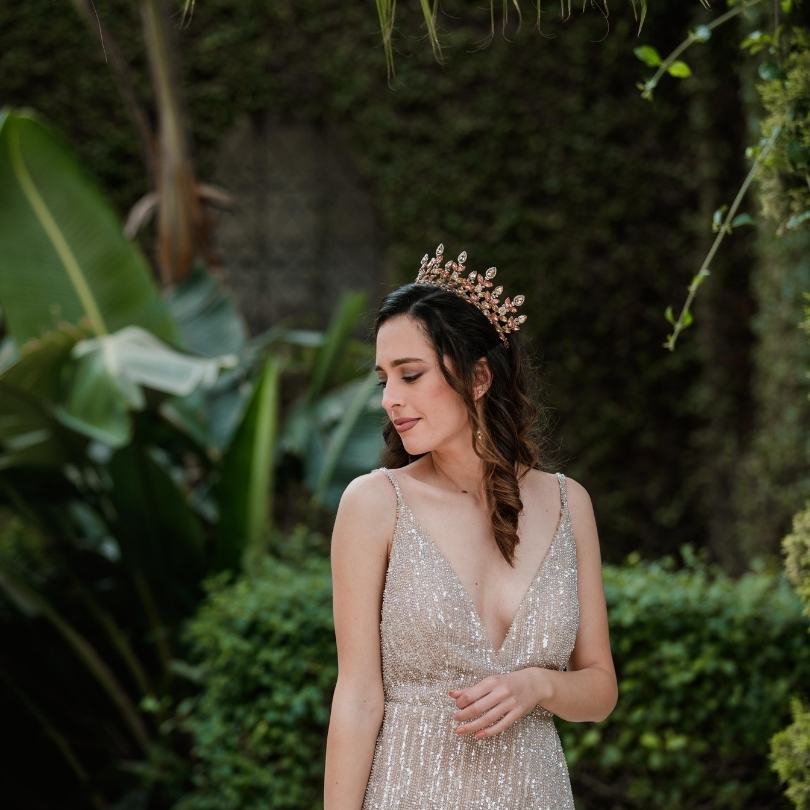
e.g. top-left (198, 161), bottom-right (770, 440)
top-left (560, 547), bottom-right (810, 808)
top-left (172, 528), bottom-right (335, 810)
top-left (770, 496), bottom-right (810, 810)
top-left (170, 540), bottom-right (809, 809)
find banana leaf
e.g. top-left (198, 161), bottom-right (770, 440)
top-left (0, 108), bottom-right (176, 345)
top-left (215, 354), bottom-right (282, 572)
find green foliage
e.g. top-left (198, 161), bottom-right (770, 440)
top-left (758, 30), bottom-right (810, 234)
top-left (634, 44), bottom-right (662, 66)
top-left (667, 60), bottom-right (692, 78)
top-left (0, 106), bottom-right (381, 806)
top-left (171, 541), bottom-right (335, 810)
top-left (558, 547), bottom-right (810, 808)
top-left (771, 696), bottom-right (810, 810)
top-left (0, 109), bottom-right (177, 345)
top-left (783, 499), bottom-right (810, 618)
top-left (763, 240), bottom-right (810, 807)
top-left (772, 335), bottom-right (810, 807)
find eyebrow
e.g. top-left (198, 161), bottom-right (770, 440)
top-left (373, 357), bottom-right (426, 372)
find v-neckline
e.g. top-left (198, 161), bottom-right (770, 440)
top-left (390, 471), bottom-right (566, 658)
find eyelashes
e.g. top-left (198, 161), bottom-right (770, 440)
top-left (376, 375), bottom-right (421, 388)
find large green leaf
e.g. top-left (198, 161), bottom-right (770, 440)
top-left (305, 291), bottom-right (368, 404)
top-left (106, 443), bottom-right (207, 619)
top-left (0, 108), bottom-right (177, 344)
top-left (277, 289), bottom-right (384, 506)
top-left (165, 263), bottom-right (247, 357)
top-left (215, 354), bottom-right (283, 572)
top-left (158, 264), bottom-right (252, 457)
top-left (310, 372), bottom-right (385, 507)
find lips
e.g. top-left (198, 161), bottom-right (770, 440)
top-left (394, 418), bottom-right (420, 433)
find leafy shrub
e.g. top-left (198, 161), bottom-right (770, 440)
top-left (172, 535), bottom-right (335, 810)
top-left (758, 29), bottom-right (810, 234)
top-left (770, 497), bottom-right (810, 809)
top-left (560, 546), bottom-right (810, 809)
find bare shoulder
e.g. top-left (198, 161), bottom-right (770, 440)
top-left (562, 475), bottom-right (602, 557)
top-left (338, 467), bottom-right (397, 519)
top-left (563, 474), bottom-right (592, 509)
top-left (332, 468), bottom-right (397, 557)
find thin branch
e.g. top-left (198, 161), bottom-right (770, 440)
top-left (663, 122), bottom-right (784, 351)
top-left (640, 0), bottom-right (764, 100)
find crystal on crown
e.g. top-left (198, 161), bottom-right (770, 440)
top-left (413, 243), bottom-right (528, 347)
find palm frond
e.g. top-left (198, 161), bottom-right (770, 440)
top-left (375, 0), bottom-right (397, 83)
top-left (419, 0), bottom-right (444, 65)
top-left (376, 0), bottom-right (724, 76)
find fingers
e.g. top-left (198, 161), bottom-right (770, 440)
top-left (455, 695), bottom-right (518, 737)
top-left (453, 687), bottom-right (502, 723)
top-left (448, 675), bottom-right (496, 709)
top-left (449, 675), bottom-right (527, 739)
top-left (470, 706), bottom-right (521, 739)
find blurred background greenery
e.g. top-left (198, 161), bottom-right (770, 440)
top-left (1, 0), bottom-right (809, 807)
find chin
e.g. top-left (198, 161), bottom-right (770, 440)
top-left (402, 438), bottom-right (427, 454)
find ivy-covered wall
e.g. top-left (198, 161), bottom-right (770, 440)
top-left (2, 0), bottom-right (807, 568)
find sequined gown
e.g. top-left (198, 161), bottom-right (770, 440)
top-left (361, 467), bottom-right (580, 810)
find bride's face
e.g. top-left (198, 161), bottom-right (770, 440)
top-left (375, 314), bottom-right (470, 453)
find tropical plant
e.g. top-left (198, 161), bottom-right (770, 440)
top-left (0, 107), bottom-right (383, 806)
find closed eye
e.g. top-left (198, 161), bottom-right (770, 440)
top-left (376, 375), bottom-right (421, 388)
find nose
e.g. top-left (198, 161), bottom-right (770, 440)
top-left (379, 379), bottom-right (403, 414)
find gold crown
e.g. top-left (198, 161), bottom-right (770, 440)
top-left (414, 244), bottom-right (527, 347)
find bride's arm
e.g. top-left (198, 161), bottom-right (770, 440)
top-left (533, 476), bottom-right (618, 723)
top-left (324, 472), bottom-right (394, 810)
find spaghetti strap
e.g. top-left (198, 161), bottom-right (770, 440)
top-left (377, 466), bottom-right (402, 524)
top-left (557, 472), bottom-right (571, 522)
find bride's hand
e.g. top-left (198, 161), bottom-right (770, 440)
top-left (448, 668), bottom-right (550, 739)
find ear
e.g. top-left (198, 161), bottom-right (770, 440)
top-left (473, 357), bottom-right (493, 400)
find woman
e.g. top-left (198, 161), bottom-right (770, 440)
top-left (324, 244), bottom-right (618, 809)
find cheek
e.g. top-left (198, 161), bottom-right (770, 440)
top-left (422, 378), bottom-right (466, 420)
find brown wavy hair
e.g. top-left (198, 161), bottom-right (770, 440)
top-left (372, 282), bottom-right (559, 567)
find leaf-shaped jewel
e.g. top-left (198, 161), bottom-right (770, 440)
top-left (436, 243), bottom-right (444, 255)
top-left (422, 254), bottom-right (429, 264)
top-left (513, 294), bottom-right (525, 306)
top-left (492, 285), bottom-right (503, 297)
top-left (516, 314), bottom-right (527, 324)
top-left (458, 250), bottom-right (467, 264)
top-left (485, 267), bottom-right (497, 280)
top-left (504, 297), bottom-right (511, 307)
top-left (468, 271), bottom-right (477, 282)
